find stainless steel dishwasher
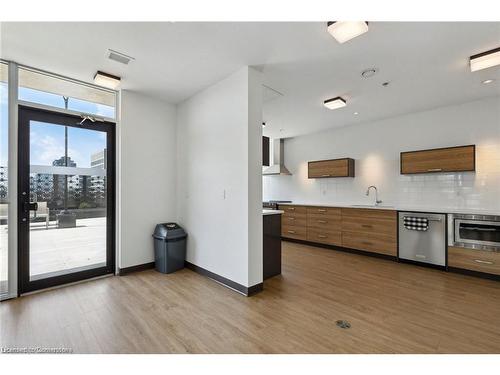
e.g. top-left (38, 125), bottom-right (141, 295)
top-left (398, 212), bottom-right (446, 266)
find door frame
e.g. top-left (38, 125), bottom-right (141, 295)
top-left (17, 105), bottom-right (116, 294)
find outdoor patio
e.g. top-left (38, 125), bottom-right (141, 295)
top-left (0, 217), bottom-right (107, 281)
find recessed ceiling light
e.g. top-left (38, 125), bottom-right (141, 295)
top-left (354, 112), bottom-right (359, 115)
top-left (94, 71), bottom-right (121, 90)
top-left (324, 97), bottom-right (347, 110)
top-left (470, 47), bottom-right (500, 72)
top-left (361, 68), bottom-right (378, 78)
top-left (482, 79), bottom-right (495, 84)
top-left (327, 21), bottom-right (369, 44)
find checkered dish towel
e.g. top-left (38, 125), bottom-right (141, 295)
top-left (403, 216), bottom-right (429, 231)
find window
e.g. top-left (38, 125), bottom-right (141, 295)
top-left (18, 67), bottom-right (116, 119)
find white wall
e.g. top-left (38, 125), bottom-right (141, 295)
top-left (264, 96), bottom-right (500, 212)
top-left (177, 67), bottom-right (263, 288)
top-left (119, 90), bottom-right (177, 268)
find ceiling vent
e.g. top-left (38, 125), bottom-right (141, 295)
top-left (107, 49), bottom-right (135, 65)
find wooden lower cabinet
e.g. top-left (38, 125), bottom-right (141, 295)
top-left (281, 224), bottom-right (307, 241)
top-left (448, 246), bottom-right (500, 276)
top-left (341, 208), bottom-right (397, 256)
top-left (280, 204), bottom-right (397, 257)
top-left (342, 231), bottom-right (397, 256)
top-left (307, 228), bottom-right (342, 246)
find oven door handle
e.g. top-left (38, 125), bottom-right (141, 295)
top-left (461, 227), bottom-right (498, 231)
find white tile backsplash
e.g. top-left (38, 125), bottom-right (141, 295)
top-left (263, 96), bottom-right (500, 212)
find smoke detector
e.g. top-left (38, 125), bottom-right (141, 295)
top-left (107, 49), bottom-right (135, 65)
top-left (361, 68), bottom-right (378, 78)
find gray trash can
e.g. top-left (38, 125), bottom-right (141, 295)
top-left (153, 223), bottom-right (187, 274)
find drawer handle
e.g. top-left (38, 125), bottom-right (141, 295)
top-left (318, 220), bottom-right (327, 224)
top-left (474, 259), bottom-right (494, 265)
top-left (288, 217), bottom-right (295, 220)
top-left (318, 209), bottom-right (327, 212)
top-left (287, 230), bottom-right (296, 234)
top-left (361, 241), bottom-right (373, 246)
top-left (318, 235), bottom-right (327, 238)
top-left (427, 168), bottom-right (442, 172)
top-left (321, 174), bottom-right (331, 177)
top-left (361, 224), bottom-right (373, 228)
top-left (288, 207), bottom-right (295, 211)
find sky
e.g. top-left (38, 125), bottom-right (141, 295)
top-left (1, 84), bottom-right (114, 168)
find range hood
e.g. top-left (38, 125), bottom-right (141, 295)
top-left (263, 139), bottom-right (292, 176)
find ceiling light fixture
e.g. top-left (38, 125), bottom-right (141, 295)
top-left (354, 112), bottom-right (359, 115)
top-left (482, 79), bottom-right (495, 84)
top-left (262, 122), bottom-right (266, 127)
top-left (327, 21), bottom-right (369, 44)
top-left (470, 47), bottom-right (500, 72)
top-left (94, 71), bottom-right (121, 90)
top-left (324, 97), bottom-right (347, 110)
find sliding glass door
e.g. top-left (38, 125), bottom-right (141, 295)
top-left (18, 105), bottom-right (115, 293)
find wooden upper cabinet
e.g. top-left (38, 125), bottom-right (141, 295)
top-left (308, 158), bottom-right (355, 178)
top-left (262, 136), bottom-right (270, 167)
top-left (400, 145), bottom-right (475, 174)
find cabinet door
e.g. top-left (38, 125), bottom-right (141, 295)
top-left (308, 158), bottom-right (354, 178)
top-left (400, 145), bottom-right (475, 174)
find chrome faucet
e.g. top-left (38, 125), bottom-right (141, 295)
top-left (366, 185), bottom-right (383, 206)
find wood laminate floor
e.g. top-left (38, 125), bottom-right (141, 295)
top-left (2, 241), bottom-right (500, 353)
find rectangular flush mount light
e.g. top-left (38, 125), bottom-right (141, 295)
top-left (94, 71), bottom-right (121, 90)
top-left (324, 97), bottom-right (347, 110)
top-left (327, 21), bottom-right (369, 44)
top-left (470, 47), bottom-right (500, 72)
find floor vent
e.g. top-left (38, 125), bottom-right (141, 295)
top-left (336, 320), bottom-right (351, 329)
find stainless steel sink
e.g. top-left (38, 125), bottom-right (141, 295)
top-left (351, 204), bottom-right (394, 208)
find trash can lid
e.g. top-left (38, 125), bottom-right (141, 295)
top-left (153, 223), bottom-right (187, 240)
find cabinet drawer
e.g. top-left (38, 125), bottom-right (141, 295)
top-left (401, 145), bottom-right (475, 174)
top-left (282, 215), bottom-right (307, 227)
top-left (342, 231), bottom-right (397, 256)
top-left (342, 208), bottom-right (397, 221)
top-left (448, 246), bottom-right (500, 276)
top-left (307, 228), bottom-right (341, 246)
top-left (281, 225), bottom-right (307, 241)
top-left (307, 215), bottom-right (341, 231)
top-left (279, 205), bottom-right (307, 215)
top-left (306, 206), bottom-right (341, 217)
top-left (342, 216), bottom-right (396, 236)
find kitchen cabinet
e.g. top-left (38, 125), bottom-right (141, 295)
top-left (306, 206), bottom-right (342, 245)
top-left (308, 158), bottom-right (355, 178)
top-left (341, 208), bottom-right (397, 256)
top-left (400, 145), bottom-right (475, 174)
top-left (262, 136), bottom-right (270, 166)
top-left (279, 205), bottom-right (307, 241)
top-left (448, 246), bottom-right (500, 276)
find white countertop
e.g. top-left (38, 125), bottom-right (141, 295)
top-left (276, 202), bottom-right (500, 216)
top-left (263, 209), bottom-right (284, 216)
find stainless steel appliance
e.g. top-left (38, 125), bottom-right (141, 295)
top-left (398, 212), bottom-right (447, 266)
top-left (263, 200), bottom-right (292, 210)
top-left (449, 213), bottom-right (500, 251)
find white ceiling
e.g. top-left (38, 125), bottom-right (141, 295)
top-left (1, 22), bottom-right (499, 138)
